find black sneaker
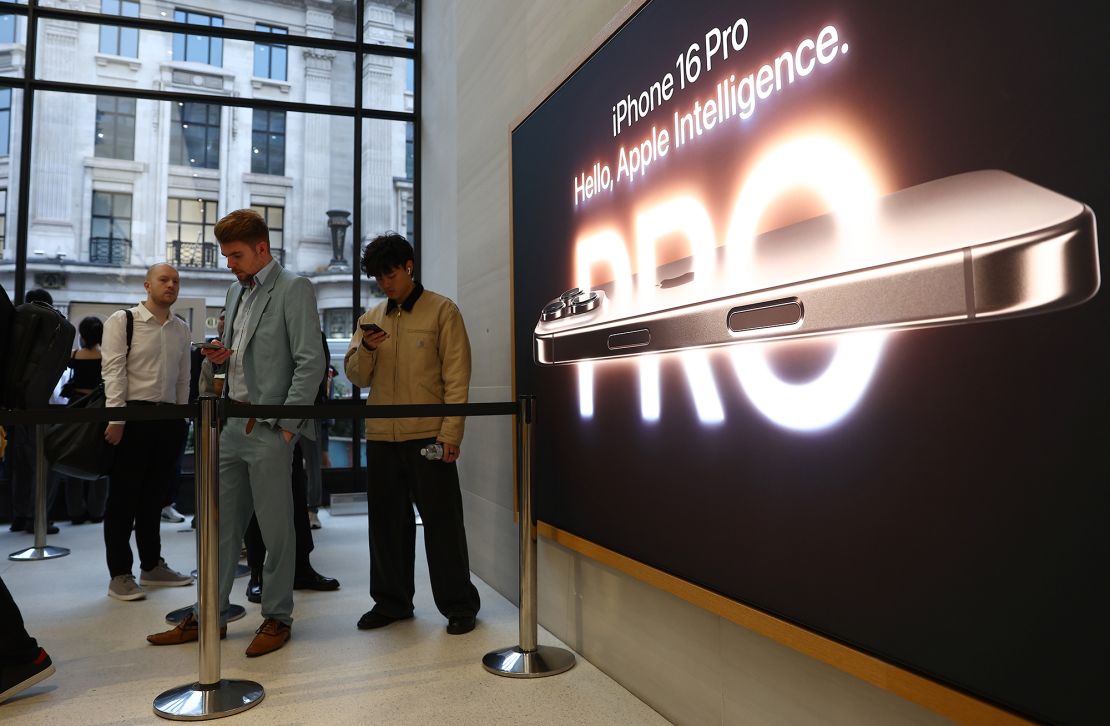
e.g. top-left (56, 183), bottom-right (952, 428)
top-left (0, 648), bottom-right (56, 704)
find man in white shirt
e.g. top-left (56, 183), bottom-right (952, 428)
top-left (101, 263), bottom-right (194, 601)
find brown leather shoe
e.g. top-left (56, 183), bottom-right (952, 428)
top-left (245, 618), bottom-right (290, 657)
top-left (147, 613), bottom-right (226, 645)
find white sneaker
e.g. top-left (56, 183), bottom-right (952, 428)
top-left (308, 511), bottom-right (322, 530)
top-left (140, 559), bottom-right (194, 588)
top-left (108, 574), bottom-right (146, 601)
top-left (161, 505), bottom-right (185, 523)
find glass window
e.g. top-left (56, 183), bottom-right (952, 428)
top-left (166, 197), bottom-right (219, 268)
top-left (172, 9), bottom-right (223, 67)
top-left (0, 87), bottom-right (9, 156)
top-left (90, 191), bottom-right (132, 265)
top-left (249, 204), bottom-right (284, 264)
top-left (323, 308), bottom-right (352, 338)
top-left (99, 0), bottom-right (139, 58)
top-left (251, 110), bottom-right (285, 176)
top-left (170, 102), bottom-right (220, 169)
top-left (95, 95), bottom-right (136, 160)
top-left (253, 23), bottom-right (287, 82)
top-left (0, 14), bottom-right (14, 45)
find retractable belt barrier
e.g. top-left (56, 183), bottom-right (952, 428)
top-left (0, 394), bottom-right (572, 720)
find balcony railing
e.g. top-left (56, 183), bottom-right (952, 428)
top-left (166, 240), bottom-right (284, 268)
top-left (90, 236), bottom-right (132, 265)
top-left (168, 239), bottom-right (218, 268)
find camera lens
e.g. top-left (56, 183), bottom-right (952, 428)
top-left (540, 299), bottom-right (567, 321)
top-left (567, 291), bottom-right (600, 315)
top-left (559, 287), bottom-right (582, 301)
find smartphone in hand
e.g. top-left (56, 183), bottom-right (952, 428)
top-left (193, 340), bottom-right (232, 352)
top-left (360, 322), bottom-right (385, 335)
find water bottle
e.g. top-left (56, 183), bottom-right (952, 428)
top-left (420, 443), bottom-right (444, 461)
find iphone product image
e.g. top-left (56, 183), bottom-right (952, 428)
top-left (534, 170), bottom-right (1099, 365)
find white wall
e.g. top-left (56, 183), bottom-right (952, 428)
top-left (421, 2), bottom-right (953, 723)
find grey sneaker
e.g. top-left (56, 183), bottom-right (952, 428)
top-left (108, 574), bottom-right (146, 601)
top-left (140, 559), bottom-right (194, 588)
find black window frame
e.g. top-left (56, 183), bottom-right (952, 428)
top-left (170, 101), bottom-right (221, 169)
top-left (99, 0), bottom-right (140, 58)
top-left (249, 203), bottom-right (285, 264)
top-left (254, 23), bottom-right (288, 82)
top-left (251, 109), bottom-right (285, 176)
top-left (95, 94), bottom-right (136, 160)
top-left (166, 197), bottom-right (219, 268)
top-left (172, 8), bottom-right (223, 67)
top-left (90, 190), bottom-right (133, 265)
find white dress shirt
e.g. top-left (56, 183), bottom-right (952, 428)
top-left (102, 302), bottom-right (192, 425)
top-left (226, 257), bottom-right (278, 402)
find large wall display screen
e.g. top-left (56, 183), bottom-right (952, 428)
top-left (511, 2), bottom-right (1106, 723)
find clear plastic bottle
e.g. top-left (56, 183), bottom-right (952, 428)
top-left (420, 443), bottom-right (444, 460)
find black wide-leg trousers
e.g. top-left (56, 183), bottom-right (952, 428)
top-left (365, 439), bottom-right (480, 620)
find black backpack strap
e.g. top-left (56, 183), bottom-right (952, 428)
top-left (125, 309), bottom-right (133, 357)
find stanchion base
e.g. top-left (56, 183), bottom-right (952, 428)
top-left (165, 604), bottom-right (246, 625)
top-left (9, 546), bottom-right (71, 562)
top-left (482, 645), bottom-right (576, 678)
top-left (153, 678), bottom-right (264, 721)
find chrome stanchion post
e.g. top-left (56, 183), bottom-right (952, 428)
top-left (483, 395), bottom-right (575, 678)
top-left (154, 396), bottom-right (264, 720)
top-left (9, 423), bottom-right (70, 561)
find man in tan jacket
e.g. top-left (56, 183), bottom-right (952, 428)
top-left (345, 233), bottom-right (480, 635)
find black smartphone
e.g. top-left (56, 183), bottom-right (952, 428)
top-left (360, 322), bottom-right (385, 334)
top-left (191, 341), bottom-right (228, 351)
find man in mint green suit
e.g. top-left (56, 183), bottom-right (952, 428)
top-left (147, 209), bottom-right (323, 657)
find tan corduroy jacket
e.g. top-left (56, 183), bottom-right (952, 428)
top-left (344, 286), bottom-right (471, 445)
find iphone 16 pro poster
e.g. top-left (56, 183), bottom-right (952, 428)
top-left (510, 1), bottom-right (1107, 723)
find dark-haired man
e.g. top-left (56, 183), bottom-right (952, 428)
top-left (345, 232), bottom-right (480, 635)
top-left (147, 209), bottom-right (323, 657)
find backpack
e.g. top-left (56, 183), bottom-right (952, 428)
top-left (1, 295), bottom-right (77, 410)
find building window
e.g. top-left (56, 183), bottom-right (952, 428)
top-left (172, 9), bottom-right (223, 66)
top-left (90, 191), bottom-right (132, 265)
top-left (251, 110), bottom-right (285, 176)
top-left (253, 24), bottom-right (287, 81)
top-left (0, 88), bottom-right (9, 156)
top-left (167, 198), bottom-right (219, 268)
top-left (170, 102), bottom-right (220, 169)
top-left (250, 204), bottom-right (284, 264)
top-left (0, 14), bottom-right (15, 44)
top-left (99, 0), bottom-right (139, 58)
top-left (324, 308), bottom-right (353, 338)
top-left (95, 96), bottom-right (136, 160)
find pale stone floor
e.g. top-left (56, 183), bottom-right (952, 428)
top-left (1, 510), bottom-right (669, 725)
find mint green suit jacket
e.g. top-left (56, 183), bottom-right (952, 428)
top-left (221, 262), bottom-right (324, 439)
